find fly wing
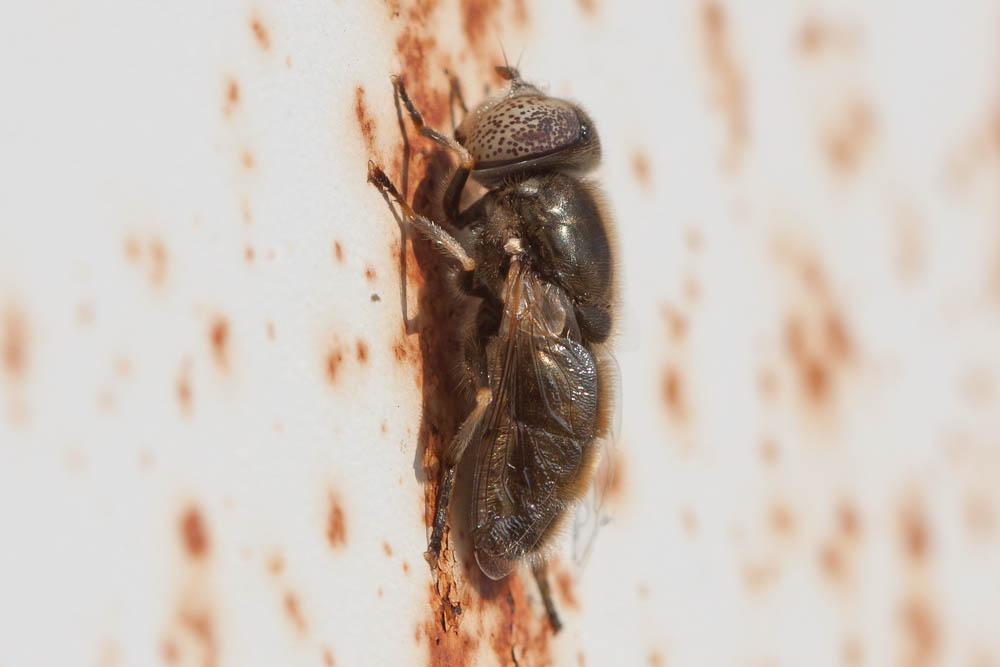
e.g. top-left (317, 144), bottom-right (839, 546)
top-left (572, 349), bottom-right (621, 568)
top-left (471, 265), bottom-right (600, 580)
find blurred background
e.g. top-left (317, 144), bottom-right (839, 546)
top-left (2, 1), bottom-right (999, 665)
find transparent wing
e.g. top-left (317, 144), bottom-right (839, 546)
top-left (471, 264), bottom-right (601, 579)
top-left (572, 348), bottom-right (621, 569)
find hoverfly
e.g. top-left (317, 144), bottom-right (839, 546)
top-left (368, 65), bottom-right (615, 631)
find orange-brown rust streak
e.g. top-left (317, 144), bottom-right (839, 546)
top-left (700, 2), bottom-right (748, 172)
top-left (326, 494), bottom-right (347, 548)
top-left (2, 304), bottom-right (28, 381)
top-left (209, 317), bottom-right (230, 370)
top-left (355, 86), bottom-right (378, 154)
top-left (283, 591), bottom-right (308, 635)
top-left (180, 506), bottom-right (210, 561)
top-left (824, 98), bottom-right (875, 175)
top-left (250, 16), bottom-right (271, 50)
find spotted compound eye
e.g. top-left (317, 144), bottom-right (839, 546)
top-left (465, 96), bottom-right (584, 168)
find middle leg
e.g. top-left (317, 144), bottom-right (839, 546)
top-left (368, 162), bottom-right (476, 273)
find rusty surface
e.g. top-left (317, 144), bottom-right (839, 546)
top-left (4, 0), bottom-right (1000, 665)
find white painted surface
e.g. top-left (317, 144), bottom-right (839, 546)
top-left (2, 1), bottom-right (999, 665)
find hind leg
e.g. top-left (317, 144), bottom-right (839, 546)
top-left (425, 304), bottom-right (496, 565)
top-left (531, 561), bottom-right (563, 633)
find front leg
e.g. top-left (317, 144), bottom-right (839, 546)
top-left (393, 76), bottom-right (473, 226)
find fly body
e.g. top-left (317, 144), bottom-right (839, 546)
top-left (368, 65), bottom-right (615, 632)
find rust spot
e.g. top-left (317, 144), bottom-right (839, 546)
top-left (965, 493), bottom-right (995, 539)
top-left (124, 236), bottom-right (168, 287)
top-left (333, 241), bottom-right (344, 264)
top-left (209, 317), bottom-right (230, 370)
top-left (356, 340), bottom-right (369, 364)
top-left (176, 361), bottom-right (193, 417)
top-left (799, 19), bottom-right (825, 55)
top-left (161, 639), bottom-right (178, 664)
top-left (797, 17), bottom-right (860, 58)
top-left (842, 636), bottom-right (863, 667)
top-left (768, 502), bottom-right (795, 537)
top-left (326, 493), bottom-right (347, 548)
top-left (392, 330), bottom-right (420, 369)
top-left (460, 0), bottom-right (501, 52)
top-left (512, 0), bottom-right (529, 27)
top-left (824, 98), bottom-right (875, 176)
top-left (266, 321), bottom-right (276, 341)
top-left (97, 387), bottom-right (116, 414)
top-left (700, 1), bottom-right (748, 172)
top-left (781, 252), bottom-right (854, 415)
top-left (322, 647), bottom-right (335, 667)
top-left (899, 496), bottom-right (930, 563)
top-left (97, 640), bottom-right (120, 667)
top-left (959, 366), bottom-right (995, 408)
top-left (680, 506), bottom-right (699, 536)
top-left (741, 559), bottom-right (779, 593)
top-left (685, 227), bottom-right (704, 253)
top-left (113, 357), bottom-right (131, 378)
top-left (759, 438), bottom-right (780, 466)
top-left (250, 16), bottom-right (271, 50)
top-left (555, 568), bottom-right (578, 610)
top-left (818, 540), bottom-right (846, 584)
top-left (163, 606), bottom-right (216, 667)
top-left (577, 0), bottom-right (598, 16)
top-left (267, 553), bottom-right (285, 576)
top-left (325, 345), bottom-right (344, 384)
top-left (900, 596), bottom-right (938, 667)
top-left (149, 239), bottom-right (168, 285)
top-left (240, 149), bottom-right (255, 170)
top-left (241, 197), bottom-right (253, 225)
top-left (354, 86), bottom-right (377, 154)
top-left (481, 574), bottom-right (554, 667)
top-left (837, 500), bottom-right (861, 540)
top-left (124, 236), bottom-right (141, 262)
top-left (402, 560), bottom-right (410, 574)
top-left (2, 304), bottom-right (28, 381)
top-left (180, 506), bottom-right (209, 560)
top-left (425, 614), bottom-right (478, 667)
top-left (682, 274), bottom-right (701, 303)
top-left (223, 78), bottom-right (240, 116)
top-left (244, 246), bottom-right (255, 263)
top-left (364, 265), bottom-right (378, 282)
top-left (283, 591), bottom-right (308, 635)
top-left (383, 0), bottom-right (402, 19)
top-left (382, 541), bottom-right (393, 557)
top-left (661, 304), bottom-right (688, 342)
top-left (661, 366), bottom-right (688, 423)
top-left (631, 151), bottom-right (652, 191)
top-left (648, 651), bottom-right (665, 667)
top-left (76, 302), bottom-right (95, 326)
top-left (757, 366), bottom-right (779, 401)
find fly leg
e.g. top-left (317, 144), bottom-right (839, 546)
top-left (531, 561), bottom-right (563, 633)
top-left (393, 76), bottom-right (473, 225)
top-left (445, 69), bottom-right (468, 134)
top-left (426, 385), bottom-right (492, 566)
top-left (367, 162), bottom-right (476, 273)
